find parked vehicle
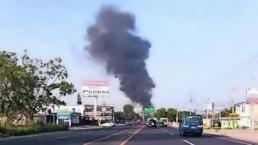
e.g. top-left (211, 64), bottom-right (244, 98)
top-left (159, 118), bottom-right (169, 127)
top-left (102, 122), bottom-right (115, 127)
top-left (179, 115), bottom-right (203, 136)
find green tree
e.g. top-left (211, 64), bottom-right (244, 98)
top-left (0, 51), bottom-right (24, 121)
top-left (114, 111), bottom-right (125, 122)
top-left (133, 112), bottom-right (142, 120)
top-left (220, 108), bottom-right (232, 117)
top-left (123, 104), bottom-right (135, 121)
top-left (167, 108), bottom-right (177, 121)
top-left (0, 50), bottom-right (76, 123)
top-left (19, 52), bottom-right (76, 121)
top-left (155, 108), bottom-right (167, 119)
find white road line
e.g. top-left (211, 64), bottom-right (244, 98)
top-left (167, 127), bottom-right (178, 134)
top-left (162, 129), bottom-right (175, 136)
top-left (83, 129), bottom-right (129, 145)
top-left (168, 132), bottom-right (175, 136)
top-left (81, 131), bottom-right (93, 135)
top-left (213, 136), bottom-right (253, 145)
top-left (182, 139), bottom-right (195, 145)
top-left (120, 127), bottom-right (144, 145)
top-left (53, 136), bottom-right (68, 140)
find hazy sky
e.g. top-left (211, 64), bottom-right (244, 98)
top-left (1, 0), bottom-right (258, 111)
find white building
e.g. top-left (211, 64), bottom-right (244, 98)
top-left (233, 101), bottom-right (258, 128)
top-left (234, 102), bottom-right (252, 128)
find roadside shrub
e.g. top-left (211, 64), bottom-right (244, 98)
top-left (223, 127), bottom-right (232, 130)
top-left (0, 123), bottom-right (68, 136)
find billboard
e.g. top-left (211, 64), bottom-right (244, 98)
top-left (246, 97), bottom-right (258, 104)
top-left (246, 88), bottom-right (258, 96)
top-left (57, 106), bottom-right (71, 120)
top-left (81, 80), bottom-right (110, 97)
top-left (246, 88), bottom-right (258, 104)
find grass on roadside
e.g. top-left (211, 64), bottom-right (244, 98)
top-left (0, 123), bottom-right (68, 137)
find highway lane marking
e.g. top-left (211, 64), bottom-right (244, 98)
top-left (162, 129), bottom-right (175, 136)
top-left (119, 126), bottom-right (144, 145)
top-left (182, 139), bottom-right (195, 145)
top-left (212, 136), bottom-right (253, 145)
top-left (81, 131), bottom-right (94, 135)
top-left (83, 129), bottom-right (130, 145)
top-left (52, 136), bottom-right (69, 141)
top-left (166, 126), bottom-right (179, 134)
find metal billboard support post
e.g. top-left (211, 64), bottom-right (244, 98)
top-left (93, 96), bottom-right (98, 118)
top-left (251, 103), bottom-right (254, 130)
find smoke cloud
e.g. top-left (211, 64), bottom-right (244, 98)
top-left (85, 6), bottom-right (155, 107)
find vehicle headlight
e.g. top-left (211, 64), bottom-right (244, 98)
top-left (197, 125), bottom-right (203, 128)
top-left (183, 125), bottom-right (189, 128)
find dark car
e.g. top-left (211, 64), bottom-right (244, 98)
top-left (179, 115), bottom-right (203, 136)
top-left (146, 118), bottom-right (158, 128)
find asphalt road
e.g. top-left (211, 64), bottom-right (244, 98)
top-left (0, 125), bottom-right (257, 145)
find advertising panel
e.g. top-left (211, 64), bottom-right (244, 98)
top-left (57, 106), bottom-right (71, 120)
top-left (246, 97), bottom-right (258, 104)
top-left (246, 88), bottom-right (258, 96)
top-left (81, 80), bottom-right (110, 97)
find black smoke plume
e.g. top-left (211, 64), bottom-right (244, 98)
top-left (85, 6), bottom-right (155, 107)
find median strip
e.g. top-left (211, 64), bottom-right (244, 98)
top-left (83, 129), bottom-right (129, 145)
top-left (119, 126), bottom-right (144, 145)
top-left (183, 139), bottom-right (195, 145)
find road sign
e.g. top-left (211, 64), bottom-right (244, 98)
top-left (81, 80), bottom-right (110, 97)
top-left (144, 106), bottom-right (154, 113)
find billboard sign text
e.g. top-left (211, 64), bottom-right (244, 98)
top-left (82, 80), bottom-right (110, 97)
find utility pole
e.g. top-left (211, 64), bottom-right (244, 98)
top-left (229, 89), bottom-right (235, 114)
top-left (204, 99), bottom-right (209, 119)
top-left (229, 88), bottom-right (236, 128)
top-left (189, 96), bottom-right (194, 115)
top-left (250, 76), bottom-right (256, 130)
top-left (176, 108), bottom-right (179, 123)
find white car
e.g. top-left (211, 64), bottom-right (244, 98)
top-left (102, 122), bottom-right (115, 127)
